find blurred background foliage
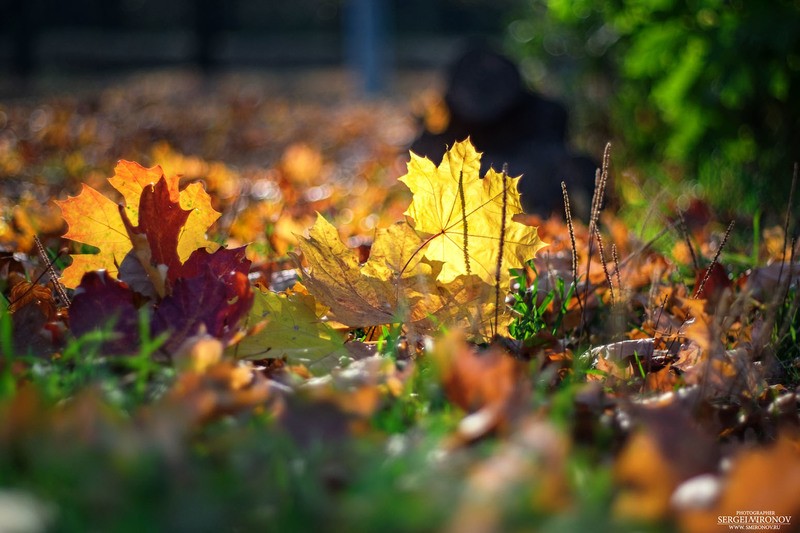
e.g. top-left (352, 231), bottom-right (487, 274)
top-left (3, 0), bottom-right (799, 219)
top-left (508, 0), bottom-right (800, 219)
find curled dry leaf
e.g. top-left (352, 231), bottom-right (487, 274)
top-left (165, 358), bottom-right (275, 426)
top-left (3, 270), bottom-right (64, 357)
top-left (7, 275), bottom-right (57, 319)
top-left (681, 348), bottom-right (766, 400)
top-left (590, 338), bottom-right (661, 363)
top-left (738, 261), bottom-right (800, 302)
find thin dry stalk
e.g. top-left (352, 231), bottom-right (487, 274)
top-left (653, 294), bottom-right (669, 336)
top-left (34, 235), bottom-right (70, 307)
top-left (611, 243), bottom-right (622, 301)
top-left (637, 188), bottom-right (669, 240)
top-left (493, 164), bottom-right (509, 335)
top-left (783, 236), bottom-right (798, 306)
top-left (693, 220), bottom-right (734, 299)
top-left (613, 221), bottom-right (676, 275)
top-left (589, 143), bottom-right (612, 232)
top-left (562, 181), bottom-right (584, 318)
top-left (581, 142), bottom-right (611, 331)
top-left (10, 237), bottom-right (69, 310)
top-left (458, 168), bottom-right (471, 277)
top-left (777, 236), bottom-right (799, 342)
top-left (764, 163), bottom-right (800, 353)
top-left (594, 226), bottom-right (615, 306)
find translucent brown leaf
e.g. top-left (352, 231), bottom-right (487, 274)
top-left (296, 215), bottom-right (496, 339)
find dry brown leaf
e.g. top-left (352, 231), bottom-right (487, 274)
top-left (166, 358), bottom-right (274, 425)
top-left (679, 433), bottom-right (800, 533)
top-left (433, 332), bottom-right (529, 441)
top-left (615, 404), bottom-right (718, 522)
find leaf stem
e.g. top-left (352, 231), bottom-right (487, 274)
top-left (562, 181), bottom-right (584, 320)
top-left (399, 230), bottom-right (444, 277)
top-left (693, 220), bottom-right (734, 299)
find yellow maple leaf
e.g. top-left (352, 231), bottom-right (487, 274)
top-left (56, 161), bottom-right (221, 288)
top-left (297, 215), bottom-right (496, 339)
top-left (176, 182), bottom-right (221, 261)
top-left (108, 160), bottom-right (171, 215)
top-left (56, 183), bottom-right (132, 288)
top-left (399, 138), bottom-right (547, 288)
top-left (297, 216), bottom-right (420, 327)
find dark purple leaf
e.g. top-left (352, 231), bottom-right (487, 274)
top-left (69, 271), bottom-right (141, 354)
top-left (179, 246), bottom-right (251, 282)
top-left (153, 266), bottom-right (253, 354)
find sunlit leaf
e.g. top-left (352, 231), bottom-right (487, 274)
top-left (56, 184), bottom-right (131, 287)
top-left (57, 161), bottom-right (221, 288)
top-left (229, 286), bottom-right (345, 372)
top-left (399, 138), bottom-right (547, 287)
top-left (297, 215), bottom-right (496, 338)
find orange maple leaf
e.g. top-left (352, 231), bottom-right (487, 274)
top-left (56, 161), bottom-right (221, 288)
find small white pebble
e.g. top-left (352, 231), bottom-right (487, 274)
top-left (671, 474), bottom-right (721, 510)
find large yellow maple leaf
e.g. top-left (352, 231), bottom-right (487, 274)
top-left (296, 215), bottom-right (495, 339)
top-left (56, 161), bottom-right (220, 288)
top-left (399, 138), bottom-right (547, 288)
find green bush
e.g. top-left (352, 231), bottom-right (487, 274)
top-left (508, 0), bottom-right (800, 217)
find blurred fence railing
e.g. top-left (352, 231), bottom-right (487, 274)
top-left (0, 0), bottom-right (518, 77)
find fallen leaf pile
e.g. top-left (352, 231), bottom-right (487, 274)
top-left (1, 71), bottom-right (799, 532)
top-left (59, 161), bottom-right (252, 355)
